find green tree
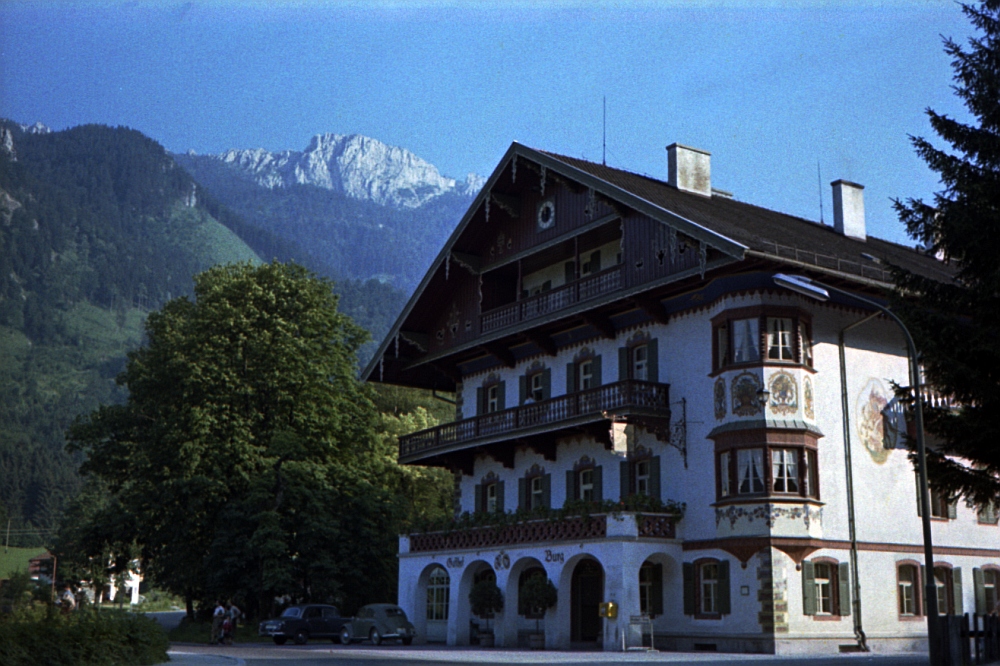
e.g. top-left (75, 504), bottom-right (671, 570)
top-left (892, 0), bottom-right (1000, 510)
top-left (67, 262), bottom-right (386, 618)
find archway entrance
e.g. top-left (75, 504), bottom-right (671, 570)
top-left (570, 558), bottom-right (603, 644)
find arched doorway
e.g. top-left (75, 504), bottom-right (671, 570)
top-left (424, 565), bottom-right (450, 643)
top-left (570, 558), bottom-right (603, 644)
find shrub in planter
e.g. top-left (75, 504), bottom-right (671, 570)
top-left (518, 572), bottom-right (557, 648)
top-left (468, 579), bottom-right (503, 646)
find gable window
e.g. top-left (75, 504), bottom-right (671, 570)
top-left (683, 559), bottom-right (730, 618)
top-left (898, 563), bottom-right (920, 617)
top-left (802, 559), bottom-right (850, 617)
top-left (713, 309), bottom-right (813, 371)
top-left (426, 566), bottom-right (450, 621)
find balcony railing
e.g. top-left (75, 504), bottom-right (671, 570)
top-left (399, 380), bottom-right (669, 461)
top-left (481, 264), bottom-right (623, 334)
top-left (407, 511), bottom-right (678, 553)
top-left (882, 385), bottom-right (960, 449)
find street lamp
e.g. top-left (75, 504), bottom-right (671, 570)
top-left (773, 273), bottom-right (940, 665)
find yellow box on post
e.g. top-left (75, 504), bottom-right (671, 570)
top-left (598, 601), bottom-right (618, 619)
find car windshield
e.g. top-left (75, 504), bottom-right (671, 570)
top-left (280, 608), bottom-right (302, 618)
top-left (384, 608), bottom-right (405, 617)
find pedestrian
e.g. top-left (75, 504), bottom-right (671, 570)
top-left (224, 600), bottom-right (242, 644)
top-left (59, 585), bottom-right (76, 614)
top-left (211, 600), bottom-right (225, 644)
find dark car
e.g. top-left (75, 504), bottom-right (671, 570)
top-left (258, 604), bottom-right (348, 645)
top-left (339, 603), bottom-right (415, 645)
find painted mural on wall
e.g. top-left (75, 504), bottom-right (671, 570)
top-left (731, 371), bottom-right (763, 417)
top-left (714, 377), bottom-right (727, 420)
top-left (768, 371), bottom-right (798, 416)
top-left (856, 377), bottom-right (893, 464)
top-left (803, 376), bottom-right (815, 420)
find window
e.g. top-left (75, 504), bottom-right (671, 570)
top-left (772, 449), bottom-right (799, 493)
top-left (977, 503), bottom-right (999, 525)
top-left (931, 566), bottom-right (963, 616)
top-left (426, 567), bottom-right (450, 621)
top-left (683, 559), bottom-right (730, 618)
top-left (635, 460), bottom-right (650, 496)
top-left (737, 449), bottom-right (765, 494)
top-left (975, 568), bottom-right (998, 614)
top-left (713, 309), bottom-right (813, 371)
top-left (802, 449), bottom-right (818, 498)
top-left (732, 318), bottom-right (760, 364)
top-left (814, 563), bottom-right (834, 615)
top-left (918, 479), bottom-right (957, 519)
top-left (803, 559), bottom-right (849, 617)
top-left (632, 344), bottom-right (648, 381)
top-left (898, 564), bottom-right (920, 616)
top-left (766, 317), bottom-right (795, 361)
top-left (700, 562), bottom-right (719, 615)
top-left (530, 476), bottom-right (544, 509)
top-left (486, 482), bottom-right (498, 513)
top-left (487, 385), bottom-right (500, 413)
top-left (478, 379), bottom-right (505, 415)
top-left (579, 361), bottom-right (593, 390)
top-left (579, 469), bottom-right (594, 501)
top-left (530, 373), bottom-right (544, 402)
top-left (719, 452), bottom-right (732, 497)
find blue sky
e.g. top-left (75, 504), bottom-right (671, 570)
top-left (0, 1), bottom-right (974, 246)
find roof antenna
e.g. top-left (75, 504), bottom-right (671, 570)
top-left (817, 160), bottom-right (825, 225)
top-left (602, 96), bottom-right (606, 166)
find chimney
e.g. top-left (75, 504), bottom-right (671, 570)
top-left (667, 143), bottom-right (711, 197)
top-left (831, 179), bottom-right (866, 241)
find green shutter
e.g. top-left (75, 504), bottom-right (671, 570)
top-left (921, 565), bottom-right (927, 616)
top-left (619, 347), bottom-right (629, 381)
top-left (567, 363), bottom-right (576, 393)
top-left (542, 473), bottom-right (551, 509)
top-left (916, 473), bottom-right (922, 517)
top-left (974, 568), bottom-right (986, 614)
top-left (477, 387), bottom-right (485, 416)
top-left (497, 381), bottom-right (506, 411)
top-left (566, 470), bottom-right (576, 504)
top-left (593, 465), bottom-right (603, 502)
top-left (519, 375), bottom-right (527, 404)
top-left (948, 499), bottom-right (958, 519)
top-left (953, 568), bottom-right (963, 615)
top-left (620, 460), bottom-right (631, 500)
top-left (650, 456), bottom-right (661, 501)
top-left (838, 562), bottom-right (851, 617)
top-left (475, 484), bottom-right (483, 513)
top-left (652, 563), bottom-right (664, 616)
top-left (542, 368), bottom-right (551, 401)
top-left (802, 560), bottom-right (817, 615)
top-left (683, 563), bottom-right (695, 615)
top-left (647, 339), bottom-right (659, 383)
top-left (518, 478), bottom-right (527, 511)
top-left (592, 355), bottom-right (602, 387)
top-left (718, 560), bottom-right (731, 615)
top-left (495, 481), bottom-right (505, 513)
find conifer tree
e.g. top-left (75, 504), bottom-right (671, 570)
top-left (892, 0), bottom-right (1000, 511)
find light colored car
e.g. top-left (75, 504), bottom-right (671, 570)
top-left (339, 603), bottom-right (415, 646)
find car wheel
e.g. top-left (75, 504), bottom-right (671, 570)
top-left (294, 630), bottom-right (308, 645)
top-left (402, 637), bottom-right (413, 646)
top-left (370, 628), bottom-right (382, 646)
top-left (340, 626), bottom-right (352, 644)
top-left (272, 637), bottom-right (287, 646)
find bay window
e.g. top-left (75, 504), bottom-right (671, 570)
top-left (713, 308), bottom-right (813, 371)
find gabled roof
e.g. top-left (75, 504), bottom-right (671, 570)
top-left (361, 142), bottom-right (953, 384)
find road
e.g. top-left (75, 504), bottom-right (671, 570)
top-left (161, 644), bottom-right (933, 666)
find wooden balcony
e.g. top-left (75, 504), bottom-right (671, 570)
top-left (398, 379), bottom-right (670, 464)
top-left (481, 264), bottom-right (623, 334)
top-left (406, 511), bottom-right (678, 553)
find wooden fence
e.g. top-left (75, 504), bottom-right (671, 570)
top-left (940, 613), bottom-right (999, 665)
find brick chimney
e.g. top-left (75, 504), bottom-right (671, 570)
top-left (667, 143), bottom-right (711, 197)
top-left (831, 179), bottom-right (866, 241)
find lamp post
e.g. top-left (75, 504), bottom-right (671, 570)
top-left (773, 273), bottom-right (939, 665)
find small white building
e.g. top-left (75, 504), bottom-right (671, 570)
top-left (363, 142), bottom-right (1000, 654)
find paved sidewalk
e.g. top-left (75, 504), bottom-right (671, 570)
top-left (159, 650), bottom-right (244, 666)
